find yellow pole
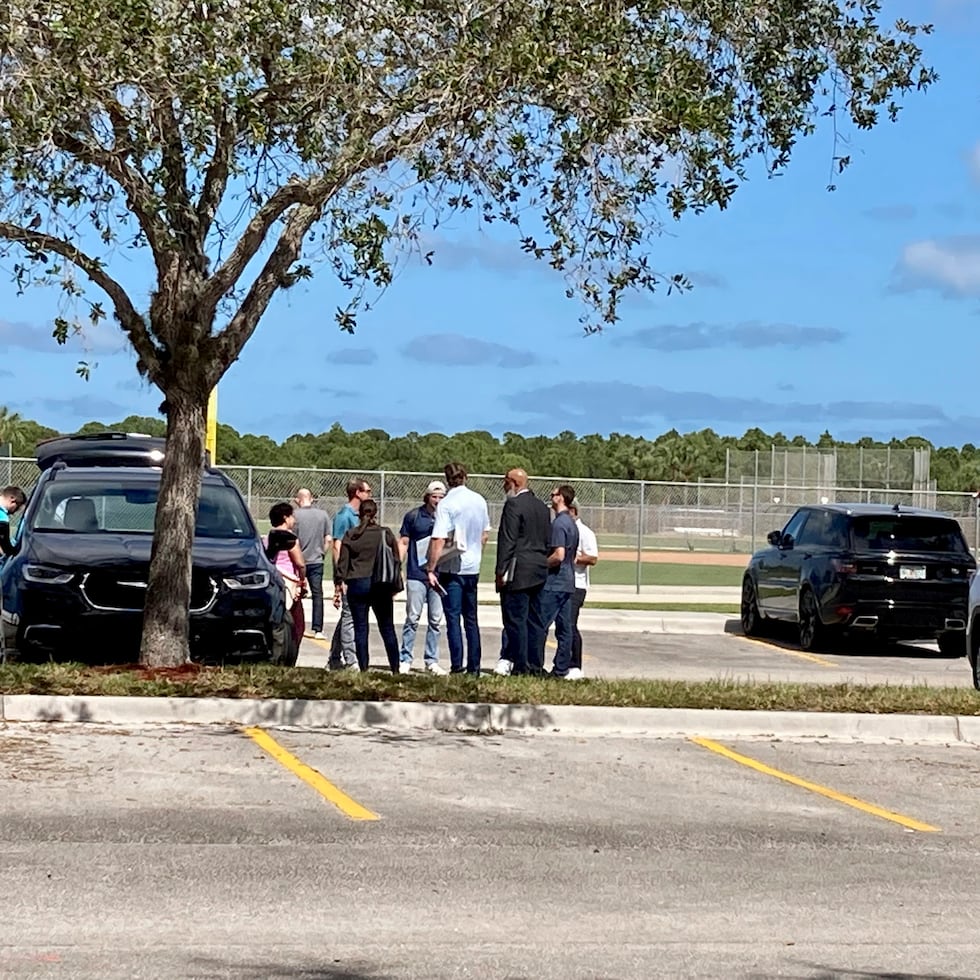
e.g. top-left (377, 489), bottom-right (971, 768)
top-left (206, 387), bottom-right (218, 463)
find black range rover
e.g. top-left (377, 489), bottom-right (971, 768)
top-left (0, 432), bottom-right (297, 665)
top-left (741, 503), bottom-right (976, 654)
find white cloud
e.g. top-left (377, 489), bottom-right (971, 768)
top-left (895, 236), bottom-right (980, 297)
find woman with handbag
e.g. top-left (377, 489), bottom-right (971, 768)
top-left (336, 498), bottom-right (404, 673)
top-left (264, 502), bottom-right (308, 648)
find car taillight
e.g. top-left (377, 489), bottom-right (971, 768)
top-left (831, 559), bottom-right (857, 575)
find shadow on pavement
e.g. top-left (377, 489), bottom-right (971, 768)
top-left (189, 959), bottom-right (391, 980)
top-left (724, 618), bottom-right (963, 660)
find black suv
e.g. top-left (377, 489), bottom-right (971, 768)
top-left (0, 432), bottom-right (297, 665)
top-left (741, 503), bottom-right (975, 653)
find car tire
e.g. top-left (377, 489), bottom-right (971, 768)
top-left (798, 588), bottom-right (826, 652)
top-left (740, 577), bottom-right (765, 637)
top-left (937, 631), bottom-right (965, 658)
top-left (971, 629), bottom-right (980, 692)
top-left (269, 614), bottom-right (298, 667)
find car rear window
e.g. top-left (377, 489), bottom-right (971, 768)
top-left (849, 516), bottom-right (969, 555)
top-left (30, 479), bottom-right (254, 539)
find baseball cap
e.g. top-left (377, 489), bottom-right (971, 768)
top-left (426, 480), bottom-right (447, 495)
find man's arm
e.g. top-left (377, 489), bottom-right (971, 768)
top-left (546, 520), bottom-right (568, 567)
top-left (547, 546), bottom-right (566, 568)
top-left (576, 526), bottom-right (598, 567)
top-left (426, 538), bottom-right (446, 585)
top-left (426, 504), bottom-right (452, 584)
top-left (495, 500), bottom-right (519, 578)
top-left (399, 536), bottom-right (409, 562)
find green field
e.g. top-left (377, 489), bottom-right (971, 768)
top-left (476, 545), bottom-right (743, 587)
top-left (255, 523), bottom-right (746, 588)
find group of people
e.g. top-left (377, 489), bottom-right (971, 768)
top-left (271, 464), bottom-right (599, 678)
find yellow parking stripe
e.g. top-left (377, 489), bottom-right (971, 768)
top-left (244, 727), bottom-right (379, 821)
top-left (690, 737), bottom-right (939, 833)
top-left (741, 635), bottom-right (836, 667)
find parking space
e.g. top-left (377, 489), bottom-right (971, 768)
top-left (2, 724), bottom-right (979, 978)
top-left (296, 625), bottom-right (975, 688)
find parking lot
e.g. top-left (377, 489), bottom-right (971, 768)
top-left (296, 625), bottom-right (976, 689)
top-left (2, 723), bottom-right (979, 979)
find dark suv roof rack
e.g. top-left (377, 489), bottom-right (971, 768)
top-left (36, 431), bottom-right (212, 471)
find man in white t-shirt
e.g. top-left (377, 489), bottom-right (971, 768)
top-left (427, 462), bottom-right (491, 674)
top-left (567, 501), bottom-right (598, 680)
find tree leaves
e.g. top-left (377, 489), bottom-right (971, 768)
top-left (0, 0), bottom-right (936, 362)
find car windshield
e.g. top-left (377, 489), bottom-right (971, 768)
top-left (850, 516), bottom-right (969, 555)
top-left (29, 478), bottom-right (254, 539)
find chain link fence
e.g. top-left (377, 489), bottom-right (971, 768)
top-left (726, 446), bottom-right (933, 491)
top-left (8, 458), bottom-right (980, 590)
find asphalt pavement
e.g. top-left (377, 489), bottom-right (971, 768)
top-left (2, 725), bottom-right (978, 979)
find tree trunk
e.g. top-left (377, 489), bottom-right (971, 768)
top-left (140, 393), bottom-right (207, 667)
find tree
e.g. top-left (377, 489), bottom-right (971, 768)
top-left (0, 406), bottom-right (27, 449)
top-left (0, 0), bottom-right (934, 664)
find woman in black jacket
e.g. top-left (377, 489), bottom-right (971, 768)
top-left (336, 498), bottom-right (403, 673)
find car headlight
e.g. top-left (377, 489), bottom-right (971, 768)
top-left (223, 571), bottom-right (270, 590)
top-left (24, 564), bottom-right (75, 585)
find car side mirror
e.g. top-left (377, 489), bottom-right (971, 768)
top-left (767, 530), bottom-right (782, 547)
top-left (781, 534), bottom-right (795, 550)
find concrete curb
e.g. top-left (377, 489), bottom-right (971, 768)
top-left (1, 693), bottom-right (976, 744)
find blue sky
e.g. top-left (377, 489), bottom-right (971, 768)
top-left (3, 0), bottom-right (980, 447)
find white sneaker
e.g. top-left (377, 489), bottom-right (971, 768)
top-left (398, 661), bottom-right (413, 674)
top-left (565, 667), bottom-right (585, 680)
top-left (426, 662), bottom-right (448, 675)
top-left (313, 631), bottom-right (325, 640)
top-left (493, 658), bottom-right (513, 676)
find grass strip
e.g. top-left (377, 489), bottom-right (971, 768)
top-left (476, 600), bottom-right (739, 613)
top-left (0, 663), bottom-right (977, 715)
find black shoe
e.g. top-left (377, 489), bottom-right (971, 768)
top-left (450, 667), bottom-right (466, 674)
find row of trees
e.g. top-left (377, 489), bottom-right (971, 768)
top-left (4, 407), bottom-right (979, 492)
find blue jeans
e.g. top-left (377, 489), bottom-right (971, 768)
top-left (328, 593), bottom-right (356, 668)
top-left (306, 562), bottom-right (324, 633)
top-left (500, 584), bottom-right (547, 675)
top-left (346, 577), bottom-right (400, 673)
top-left (539, 589), bottom-right (574, 677)
top-left (571, 588), bottom-right (587, 670)
top-left (438, 573), bottom-right (481, 673)
top-left (400, 578), bottom-right (443, 665)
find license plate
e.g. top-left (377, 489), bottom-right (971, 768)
top-left (900, 565), bottom-right (926, 580)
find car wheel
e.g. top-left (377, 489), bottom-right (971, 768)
top-left (798, 589), bottom-right (825, 652)
top-left (937, 631), bottom-right (965, 658)
top-left (269, 613), bottom-right (298, 667)
top-left (740, 577), bottom-right (765, 636)
top-left (970, 628), bottom-right (980, 691)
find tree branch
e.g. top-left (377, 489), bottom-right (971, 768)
top-left (195, 112), bottom-right (238, 251)
top-left (0, 222), bottom-right (163, 380)
top-left (51, 129), bottom-right (174, 263)
top-left (198, 178), bottom-right (326, 314)
top-left (205, 202), bottom-right (323, 387)
top-left (149, 96), bottom-right (197, 246)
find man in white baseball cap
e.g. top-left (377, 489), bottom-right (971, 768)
top-left (397, 480), bottom-right (448, 673)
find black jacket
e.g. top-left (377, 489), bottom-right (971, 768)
top-left (337, 523), bottom-right (400, 583)
top-left (495, 490), bottom-right (551, 591)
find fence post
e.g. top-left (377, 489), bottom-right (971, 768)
top-left (379, 470), bottom-right (386, 525)
top-left (974, 498), bottom-right (979, 558)
top-left (635, 480), bottom-right (645, 595)
top-left (246, 466), bottom-right (253, 514)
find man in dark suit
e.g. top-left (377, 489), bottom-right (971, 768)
top-left (494, 468), bottom-right (551, 675)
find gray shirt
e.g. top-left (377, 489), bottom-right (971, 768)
top-left (293, 505), bottom-right (331, 564)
